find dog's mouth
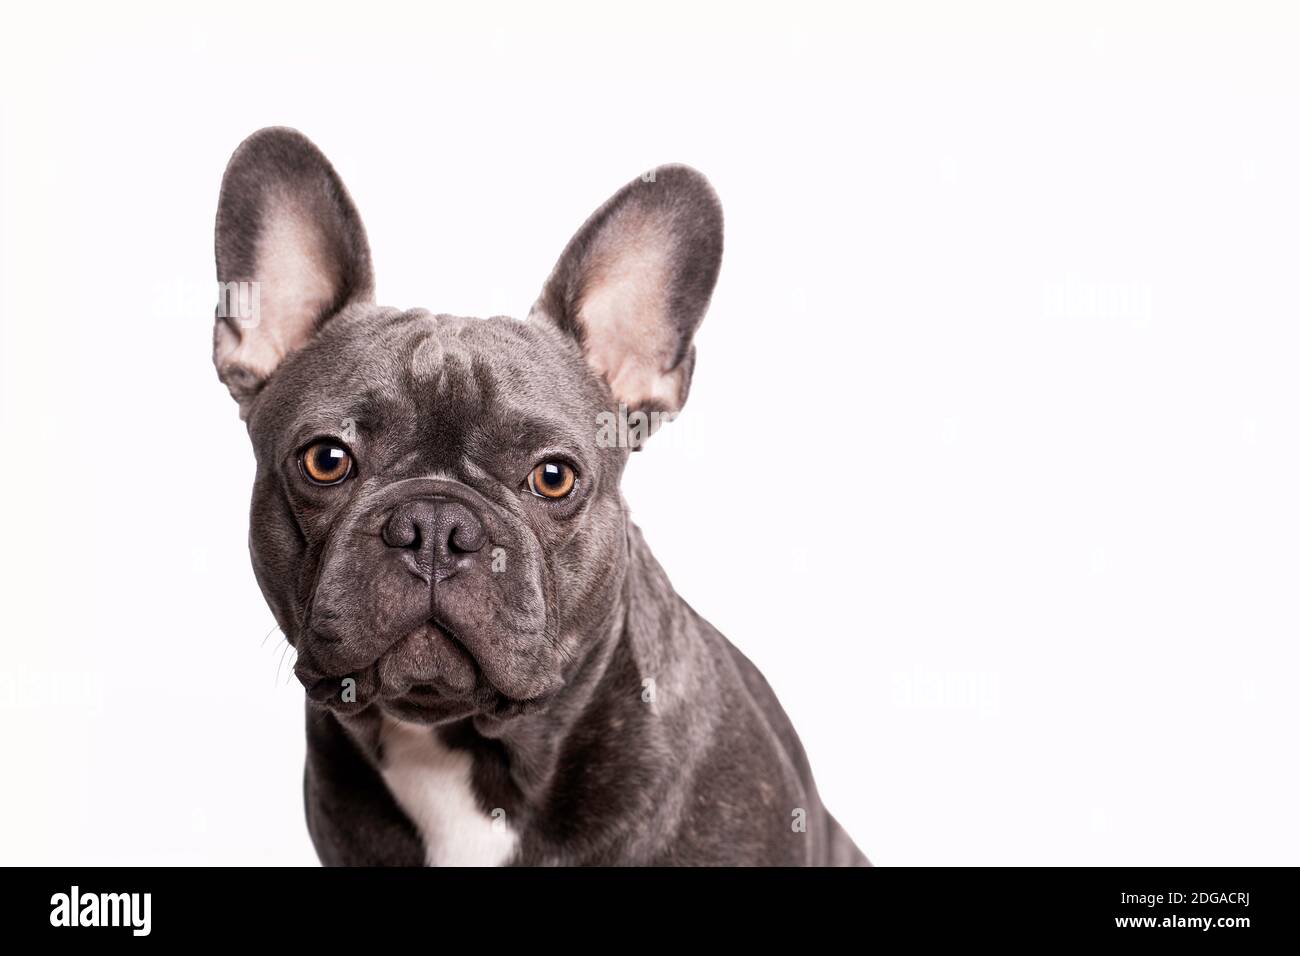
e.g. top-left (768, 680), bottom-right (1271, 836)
top-left (296, 620), bottom-right (483, 711)
top-left (294, 619), bottom-right (558, 723)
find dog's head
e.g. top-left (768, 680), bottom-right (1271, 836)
top-left (212, 128), bottom-right (722, 723)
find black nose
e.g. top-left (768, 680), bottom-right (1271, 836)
top-left (382, 497), bottom-right (485, 578)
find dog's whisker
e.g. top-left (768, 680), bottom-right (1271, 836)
top-left (260, 622), bottom-right (282, 648)
top-left (275, 639), bottom-right (293, 687)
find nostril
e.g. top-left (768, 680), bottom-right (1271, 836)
top-left (448, 521), bottom-right (485, 554)
top-left (437, 500), bottom-right (485, 555)
top-left (382, 503), bottom-right (426, 551)
top-left (382, 517), bottom-right (414, 550)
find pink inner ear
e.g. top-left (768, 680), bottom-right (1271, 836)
top-left (576, 215), bottom-right (688, 411)
top-left (214, 193), bottom-right (340, 385)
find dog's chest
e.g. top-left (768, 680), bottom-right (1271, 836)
top-left (378, 717), bottom-right (518, 867)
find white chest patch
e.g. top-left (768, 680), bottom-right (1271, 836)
top-left (378, 717), bottom-right (518, 867)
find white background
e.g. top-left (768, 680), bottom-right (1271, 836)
top-left (2, 1), bottom-right (1297, 866)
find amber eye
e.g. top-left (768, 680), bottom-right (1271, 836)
top-left (528, 461), bottom-right (576, 499)
top-left (300, 442), bottom-right (354, 485)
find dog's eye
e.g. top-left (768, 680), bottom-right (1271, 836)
top-left (300, 442), bottom-right (354, 486)
top-left (528, 461), bottom-right (576, 499)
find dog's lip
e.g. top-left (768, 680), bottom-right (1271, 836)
top-left (296, 618), bottom-right (482, 702)
top-left (295, 618), bottom-right (564, 717)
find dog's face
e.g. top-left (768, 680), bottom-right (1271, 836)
top-left (213, 129), bottom-right (722, 723)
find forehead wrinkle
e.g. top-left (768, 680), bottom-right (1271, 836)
top-left (469, 353), bottom-right (502, 410)
top-left (350, 388), bottom-right (406, 433)
top-left (406, 325), bottom-right (443, 390)
top-left (478, 407), bottom-right (590, 457)
top-left (426, 339), bottom-right (489, 424)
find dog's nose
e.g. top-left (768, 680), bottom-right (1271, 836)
top-left (382, 498), bottom-right (485, 578)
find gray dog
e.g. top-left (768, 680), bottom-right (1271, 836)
top-left (212, 127), bottom-right (867, 866)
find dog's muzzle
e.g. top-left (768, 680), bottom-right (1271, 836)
top-left (292, 478), bottom-right (563, 717)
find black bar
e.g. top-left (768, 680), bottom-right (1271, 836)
top-left (3, 867), bottom-right (1286, 943)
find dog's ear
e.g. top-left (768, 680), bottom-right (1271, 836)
top-left (530, 165), bottom-right (723, 426)
top-left (213, 127), bottom-right (374, 416)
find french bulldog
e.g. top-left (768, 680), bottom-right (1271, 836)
top-left (213, 127), bottom-right (867, 866)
